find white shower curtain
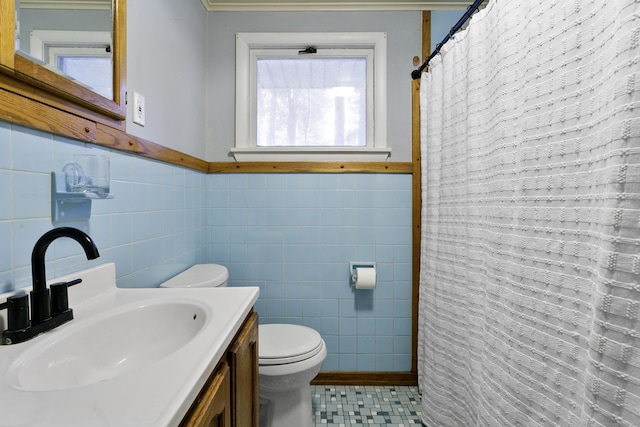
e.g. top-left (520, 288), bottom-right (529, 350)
top-left (418, 1), bottom-right (640, 426)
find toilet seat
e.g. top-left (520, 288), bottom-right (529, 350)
top-left (259, 324), bottom-right (324, 365)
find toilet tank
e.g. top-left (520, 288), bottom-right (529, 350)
top-left (159, 264), bottom-right (229, 288)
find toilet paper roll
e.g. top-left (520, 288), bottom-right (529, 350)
top-left (355, 267), bottom-right (376, 290)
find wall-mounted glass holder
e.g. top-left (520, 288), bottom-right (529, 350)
top-left (51, 172), bottom-right (114, 222)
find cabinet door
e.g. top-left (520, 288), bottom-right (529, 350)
top-left (181, 362), bottom-right (231, 427)
top-left (228, 311), bottom-right (259, 427)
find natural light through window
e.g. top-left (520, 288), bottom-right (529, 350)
top-left (256, 57), bottom-right (366, 147)
top-left (57, 55), bottom-right (112, 99)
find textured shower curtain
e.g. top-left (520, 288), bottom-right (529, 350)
top-left (418, 1), bottom-right (640, 426)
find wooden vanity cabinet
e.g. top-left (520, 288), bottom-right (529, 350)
top-left (229, 311), bottom-right (259, 427)
top-left (181, 363), bottom-right (231, 427)
top-left (181, 310), bottom-right (259, 427)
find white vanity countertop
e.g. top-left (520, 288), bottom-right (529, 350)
top-left (0, 263), bottom-right (259, 426)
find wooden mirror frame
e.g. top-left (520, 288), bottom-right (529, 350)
top-left (0, 0), bottom-right (126, 126)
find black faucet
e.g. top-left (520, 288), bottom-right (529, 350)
top-left (0, 227), bottom-right (100, 344)
top-left (30, 227), bottom-right (100, 323)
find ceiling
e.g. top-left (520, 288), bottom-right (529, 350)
top-left (200, 0), bottom-right (473, 12)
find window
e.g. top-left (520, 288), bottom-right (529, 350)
top-left (29, 30), bottom-right (113, 99)
top-left (256, 56), bottom-right (367, 148)
top-left (234, 32), bottom-right (390, 161)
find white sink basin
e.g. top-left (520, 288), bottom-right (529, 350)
top-left (7, 300), bottom-right (207, 391)
top-left (0, 263), bottom-right (259, 426)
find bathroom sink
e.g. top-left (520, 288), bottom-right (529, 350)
top-left (0, 263), bottom-right (260, 426)
top-left (6, 300), bottom-right (207, 391)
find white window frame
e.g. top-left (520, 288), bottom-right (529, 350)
top-left (234, 32), bottom-right (390, 162)
top-left (29, 30), bottom-right (111, 66)
top-left (29, 30), bottom-right (112, 98)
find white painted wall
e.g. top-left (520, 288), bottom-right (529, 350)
top-left (205, 11), bottom-right (422, 162)
top-left (126, 0), bottom-right (207, 159)
top-left (122, 7), bottom-right (463, 162)
top-left (430, 10), bottom-right (466, 53)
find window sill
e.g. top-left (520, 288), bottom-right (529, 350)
top-left (229, 147), bottom-right (392, 162)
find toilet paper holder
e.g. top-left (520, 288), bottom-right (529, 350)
top-left (349, 262), bottom-right (376, 285)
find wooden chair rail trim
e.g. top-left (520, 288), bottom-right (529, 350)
top-left (0, 87), bottom-right (96, 142)
top-left (209, 161), bottom-right (412, 174)
top-left (97, 125), bottom-right (411, 174)
top-left (96, 124), bottom-right (210, 172)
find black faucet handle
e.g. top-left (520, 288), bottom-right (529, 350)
top-left (51, 278), bottom-right (82, 315)
top-left (0, 293), bottom-right (30, 331)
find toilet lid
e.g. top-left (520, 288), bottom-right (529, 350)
top-left (259, 324), bottom-right (324, 365)
top-left (159, 264), bottom-right (228, 288)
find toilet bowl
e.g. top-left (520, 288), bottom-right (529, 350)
top-left (258, 323), bottom-right (327, 427)
top-left (160, 264), bottom-right (326, 427)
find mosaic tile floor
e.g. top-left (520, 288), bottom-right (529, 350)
top-left (312, 385), bottom-right (422, 426)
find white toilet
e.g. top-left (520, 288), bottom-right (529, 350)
top-left (160, 264), bottom-right (326, 427)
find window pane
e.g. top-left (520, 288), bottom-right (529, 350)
top-left (57, 56), bottom-right (113, 99)
top-left (256, 57), bottom-right (366, 147)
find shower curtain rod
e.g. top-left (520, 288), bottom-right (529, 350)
top-left (411, 0), bottom-right (487, 80)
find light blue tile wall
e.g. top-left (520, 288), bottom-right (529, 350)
top-left (0, 121), bottom-right (209, 292)
top-left (209, 173), bottom-right (413, 372)
top-left (0, 120), bottom-right (414, 373)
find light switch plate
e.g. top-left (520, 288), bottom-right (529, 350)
top-left (133, 91), bottom-right (145, 126)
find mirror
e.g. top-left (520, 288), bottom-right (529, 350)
top-left (0, 0), bottom-right (125, 121)
top-left (16, 0), bottom-right (114, 100)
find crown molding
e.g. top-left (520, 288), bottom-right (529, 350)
top-left (19, 0), bottom-right (110, 10)
top-left (200, 0), bottom-right (470, 12)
